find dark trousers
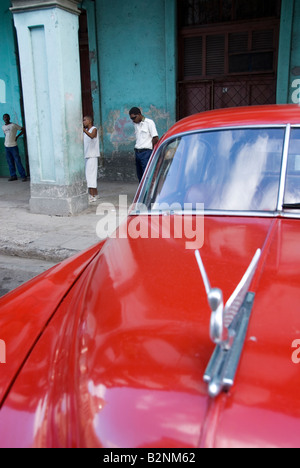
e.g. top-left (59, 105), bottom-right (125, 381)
top-left (5, 146), bottom-right (26, 178)
top-left (135, 149), bottom-right (152, 182)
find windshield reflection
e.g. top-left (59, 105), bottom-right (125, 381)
top-left (140, 128), bottom-right (285, 212)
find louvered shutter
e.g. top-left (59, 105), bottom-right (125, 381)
top-left (184, 36), bottom-right (203, 77)
top-left (206, 35), bottom-right (225, 75)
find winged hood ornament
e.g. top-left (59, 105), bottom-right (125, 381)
top-left (195, 248), bottom-right (261, 397)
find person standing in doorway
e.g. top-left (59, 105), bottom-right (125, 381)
top-left (129, 107), bottom-right (159, 182)
top-left (83, 115), bottom-right (100, 203)
top-left (2, 114), bottom-right (27, 182)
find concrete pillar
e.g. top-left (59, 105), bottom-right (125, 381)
top-left (10, 0), bottom-right (88, 215)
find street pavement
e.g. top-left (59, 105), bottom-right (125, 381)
top-left (0, 177), bottom-right (138, 264)
top-left (0, 254), bottom-right (57, 296)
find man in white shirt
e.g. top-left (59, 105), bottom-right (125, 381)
top-left (129, 107), bottom-right (159, 182)
top-left (2, 114), bottom-right (27, 181)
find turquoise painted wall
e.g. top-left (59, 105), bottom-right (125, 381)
top-left (93, 0), bottom-right (176, 179)
top-left (0, 0), bottom-right (26, 177)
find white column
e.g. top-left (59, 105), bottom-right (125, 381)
top-left (11, 0), bottom-right (88, 215)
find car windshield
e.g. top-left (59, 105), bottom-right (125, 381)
top-left (139, 128), bottom-right (285, 212)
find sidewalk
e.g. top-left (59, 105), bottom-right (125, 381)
top-left (0, 178), bottom-right (138, 263)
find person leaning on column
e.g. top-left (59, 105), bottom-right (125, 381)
top-left (2, 113), bottom-right (27, 182)
top-left (83, 115), bottom-right (100, 203)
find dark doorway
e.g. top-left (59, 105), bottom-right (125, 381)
top-left (177, 0), bottom-right (281, 118)
top-left (79, 9), bottom-right (93, 118)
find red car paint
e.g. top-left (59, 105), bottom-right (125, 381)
top-left (0, 105), bottom-right (300, 448)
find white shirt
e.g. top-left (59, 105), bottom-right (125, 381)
top-left (134, 118), bottom-right (158, 150)
top-left (2, 123), bottom-right (22, 147)
top-left (84, 126), bottom-right (100, 158)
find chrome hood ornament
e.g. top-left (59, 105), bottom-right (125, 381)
top-left (195, 248), bottom-right (261, 397)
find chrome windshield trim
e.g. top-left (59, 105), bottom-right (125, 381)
top-left (129, 209), bottom-right (278, 218)
top-left (277, 123), bottom-right (291, 212)
top-left (129, 210), bottom-right (300, 220)
top-left (128, 210), bottom-right (300, 219)
top-left (281, 211), bottom-right (300, 219)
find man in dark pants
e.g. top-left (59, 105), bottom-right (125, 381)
top-left (129, 107), bottom-right (159, 182)
top-left (2, 114), bottom-right (27, 181)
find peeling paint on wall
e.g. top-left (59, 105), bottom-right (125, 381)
top-left (104, 106), bottom-right (170, 153)
top-left (89, 49), bottom-right (97, 63)
top-left (145, 105), bottom-right (170, 135)
top-left (91, 80), bottom-right (98, 92)
top-left (105, 109), bottom-right (135, 152)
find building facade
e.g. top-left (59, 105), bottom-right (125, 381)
top-left (0, 0), bottom-right (27, 177)
top-left (0, 0), bottom-right (300, 214)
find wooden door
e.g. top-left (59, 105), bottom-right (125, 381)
top-left (177, 0), bottom-right (281, 118)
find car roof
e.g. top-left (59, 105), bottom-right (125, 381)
top-left (162, 104), bottom-right (300, 141)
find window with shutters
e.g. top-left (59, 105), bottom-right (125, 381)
top-left (179, 0), bottom-right (280, 80)
top-left (228, 29), bottom-right (275, 74)
top-left (177, 0), bottom-right (281, 117)
top-left (184, 37), bottom-right (203, 77)
top-left (182, 27), bottom-right (278, 80)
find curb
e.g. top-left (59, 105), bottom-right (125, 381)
top-left (0, 243), bottom-right (78, 263)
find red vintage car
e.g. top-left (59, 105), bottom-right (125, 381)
top-left (0, 104), bottom-right (300, 448)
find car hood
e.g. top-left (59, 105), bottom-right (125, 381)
top-left (0, 244), bottom-right (102, 408)
top-left (0, 216), bottom-right (300, 448)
